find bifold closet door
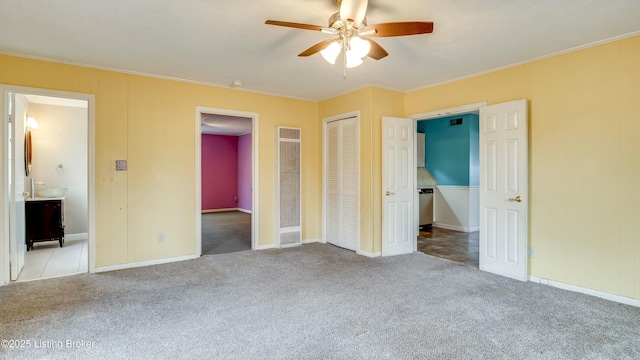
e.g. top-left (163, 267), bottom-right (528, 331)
top-left (326, 118), bottom-right (358, 251)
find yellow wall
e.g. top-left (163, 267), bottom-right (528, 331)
top-left (405, 35), bottom-right (640, 300)
top-left (319, 86), bottom-right (404, 254)
top-left (0, 54), bottom-right (320, 267)
top-left (4, 34), bottom-right (639, 301)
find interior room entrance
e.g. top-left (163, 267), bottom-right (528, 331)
top-left (1, 85), bottom-right (94, 283)
top-left (197, 108), bottom-right (256, 255)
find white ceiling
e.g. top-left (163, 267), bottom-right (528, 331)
top-left (201, 113), bottom-right (252, 136)
top-left (25, 94), bottom-right (88, 109)
top-left (1, 0), bottom-right (639, 101)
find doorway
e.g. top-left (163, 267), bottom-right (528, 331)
top-left (195, 107), bottom-right (258, 255)
top-left (415, 111), bottom-right (480, 266)
top-left (410, 100), bottom-right (529, 281)
top-left (1, 85), bottom-right (95, 285)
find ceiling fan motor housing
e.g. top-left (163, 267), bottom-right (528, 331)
top-left (328, 12), bottom-right (367, 30)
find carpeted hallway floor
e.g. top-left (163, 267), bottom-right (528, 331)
top-left (1, 243), bottom-right (639, 359)
top-left (201, 211), bottom-right (251, 255)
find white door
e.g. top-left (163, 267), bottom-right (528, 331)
top-left (8, 92), bottom-right (26, 280)
top-left (325, 117), bottom-right (359, 251)
top-left (382, 117), bottom-right (415, 256)
top-left (479, 99), bottom-right (528, 281)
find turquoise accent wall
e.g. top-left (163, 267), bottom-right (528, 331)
top-left (417, 114), bottom-right (479, 186)
top-left (469, 115), bottom-right (479, 186)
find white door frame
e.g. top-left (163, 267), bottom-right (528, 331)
top-left (322, 110), bottom-right (361, 252)
top-left (195, 106), bottom-right (259, 255)
top-left (0, 84), bottom-right (96, 286)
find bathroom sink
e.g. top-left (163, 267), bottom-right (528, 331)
top-left (36, 188), bottom-right (68, 198)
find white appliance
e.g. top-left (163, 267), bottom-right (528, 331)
top-left (416, 133), bottom-right (436, 229)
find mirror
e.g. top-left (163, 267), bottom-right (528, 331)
top-left (24, 128), bottom-right (32, 176)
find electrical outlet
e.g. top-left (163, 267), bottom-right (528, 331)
top-left (157, 232), bottom-right (165, 243)
top-left (528, 246), bottom-right (535, 259)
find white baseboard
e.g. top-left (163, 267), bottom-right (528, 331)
top-left (65, 233), bottom-right (88, 241)
top-left (202, 208), bottom-right (240, 213)
top-left (95, 254), bottom-right (199, 273)
top-left (237, 208), bottom-right (252, 214)
top-left (256, 244), bottom-right (276, 250)
top-left (302, 238), bottom-right (324, 244)
top-left (433, 223), bottom-right (475, 233)
top-left (529, 276), bottom-right (640, 308)
top-left (357, 250), bottom-right (382, 258)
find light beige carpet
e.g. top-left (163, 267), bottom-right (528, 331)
top-left (201, 211), bottom-right (251, 255)
top-left (1, 243), bottom-right (639, 359)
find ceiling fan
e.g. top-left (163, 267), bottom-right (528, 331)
top-left (265, 0), bottom-right (433, 77)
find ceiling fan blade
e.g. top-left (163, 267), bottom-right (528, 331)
top-left (365, 22), bottom-right (434, 37)
top-left (298, 39), bottom-right (337, 57)
top-left (340, 0), bottom-right (368, 26)
top-left (265, 20), bottom-right (325, 32)
top-left (364, 39), bottom-right (388, 60)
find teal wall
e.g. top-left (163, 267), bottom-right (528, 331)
top-left (417, 114), bottom-right (479, 186)
top-left (469, 115), bottom-right (479, 186)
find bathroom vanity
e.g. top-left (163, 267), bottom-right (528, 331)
top-left (25, 197), bottom-right (65, 251)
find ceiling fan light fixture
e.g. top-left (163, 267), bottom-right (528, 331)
top-left (349, 36), bottom-right (370, 59)
top-left (321, 41), bottom-right (342, 64)
top-left (345, 50), bottom-right (364, 68)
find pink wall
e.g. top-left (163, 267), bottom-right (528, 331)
top-left (238, 133), bottom-right (252, 211)
top-left (201, 134), bottom-right (238, 210)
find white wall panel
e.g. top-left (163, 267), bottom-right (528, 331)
top-left (434, 186), bottom-right (479, 233)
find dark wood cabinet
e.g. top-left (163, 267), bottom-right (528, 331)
top-left (25, 199), bottom-right (65, 251)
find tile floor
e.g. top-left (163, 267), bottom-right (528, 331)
top-left (16, 239), bottom-right (88, 282)
top-left (417, 227), bottom-right (479, 267)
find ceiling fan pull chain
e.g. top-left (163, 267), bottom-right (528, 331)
top-left (343, 47), bottom-right (347, 80)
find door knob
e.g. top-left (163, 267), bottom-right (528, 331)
top-left (508, 195), bottom-right (522, 202)
top-left (385, 191), bottom-right (395, 196)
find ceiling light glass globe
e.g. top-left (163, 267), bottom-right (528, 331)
top-left (349, 37), bottom-right (371, 59)
top-left (321, 41), bottom-right (342, 64)
top-left (346, 50), bottom-right (364, 68)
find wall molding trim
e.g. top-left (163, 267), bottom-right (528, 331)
top-left (202, 208), bottom-right (239, 213)
top-left (65, 233), bottom-right (89, 241)
top-left (303, 238), bottom-right (324, 244)
top-left (436, 185), bottom-right (480, 190)
top-left (96, 254), bottom-right (199, 273)
top-left (433, 223), bottom-right (476, 233)
top-left (256, 244), bottom-right (276, 250)
top-left (357, 250), bottom-right (382, 258)
top-left (529, 276), bottom-right (640, 308)
top-left (202, 208), bottom-right (253, 214)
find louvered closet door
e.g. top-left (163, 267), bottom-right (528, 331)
top-left (326, 118), bottom-right (358, 251)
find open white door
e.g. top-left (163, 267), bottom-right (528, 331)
top-left (479, 99), bottom-right (528, 281)
top-left (382, 117), bottom-right (415, 256)
top-left (8, 92), bottom-right (26, 280)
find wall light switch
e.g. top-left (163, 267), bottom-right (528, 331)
top-left (528, 246), bottom-right (536, 259)
top-left (116, 160), bottom-right (127, 171)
